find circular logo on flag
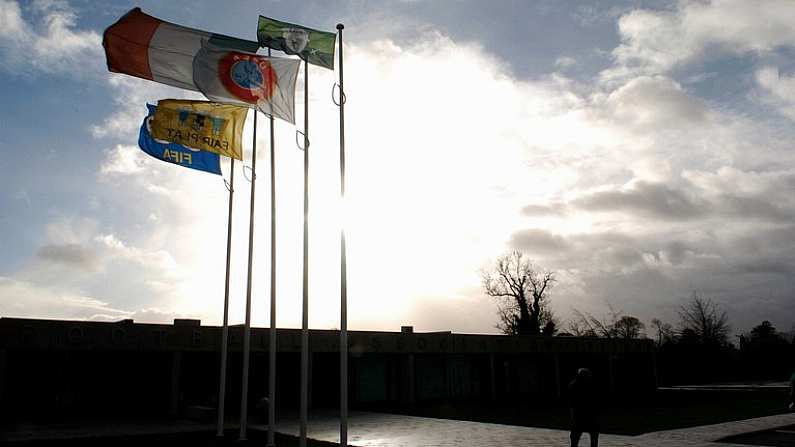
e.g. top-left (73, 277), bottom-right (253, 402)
top-left (218, 52), bottom-right (277, 103)
top-left (283, 28), bottom-right (310, 54)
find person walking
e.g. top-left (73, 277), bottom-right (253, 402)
top-left (789, 370), bottom-right (795, 411)
top-left (569, 367), bottom-right (599, 447)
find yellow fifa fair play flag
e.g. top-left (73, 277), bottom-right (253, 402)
top-left (150, 99), bottom-right (248, 160)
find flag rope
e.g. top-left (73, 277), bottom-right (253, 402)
top-left (295, 130), bottom-right (309, 151)
top-left (243, 165), bottom-right (256, 181)
top-left (332, 83), bottom-right (347, 106)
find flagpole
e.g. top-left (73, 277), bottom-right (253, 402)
top-left (216, 157), bottom-right (235, 438)
top-left (300, 57), bottom-right (310, 447)
top-left (267, 48), bottom-right (278, 447)
top-left (335, 23), bottom-right (349, 447)
top-left (239, 110), bottom-right (258, 441)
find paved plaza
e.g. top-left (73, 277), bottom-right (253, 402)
top-left (265, 411), bottom-right (795, 447)
top-left (3, 410), bottom-right (794, 446)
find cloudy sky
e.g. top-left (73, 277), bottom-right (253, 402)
top-left (1, 0), bottom-right (795, 336)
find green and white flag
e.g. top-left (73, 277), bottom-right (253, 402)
top-left (257, 16), bottom-right (336, 70)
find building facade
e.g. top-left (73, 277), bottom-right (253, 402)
top-left (0, 317), bottom-right (656, 421)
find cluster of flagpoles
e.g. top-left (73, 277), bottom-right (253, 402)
top-left (214, 25), bottom-right (350, 447)
top-left (102, 7), bottom-right (350, 447)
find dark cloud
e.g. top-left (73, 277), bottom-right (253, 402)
top-left (505, 222), bottom-right (795, 333)
top-left (510, 228), bottom-right (649, 270)
top-left (36, 244), bottom-right (99, 271)
top-left (733, 258), bottom-right (795, 276)
top-left (717, 194), bottom-right (793, 223)
top-left (509, 228), bottom-right (570, 255)
top-left (581, 261), bottom-right (795, 335)
top-left (572, 181), bottom-right (708, 220)
top-left (662, 240), bottom-right (690, 265)
top-left (569, 179), bottom-right (795, 224)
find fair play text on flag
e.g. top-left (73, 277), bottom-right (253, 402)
top-left (139, 104), bottom-right (222, 175)
top-left (151, 99), bottom-right (248, 160)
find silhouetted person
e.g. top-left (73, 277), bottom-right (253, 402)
top-left (256, 396), bottom-right (270, 422)
top-left (789, 370), bottom-right (795, 411)
top-left (569, 367), bottom-right (599, 447)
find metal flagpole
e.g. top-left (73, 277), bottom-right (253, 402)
top-left (239, 111), bottom-right (258, 441)
top-left (300, 57), bottom-right (310, 447)
top-left (216, 157), bottom-right (236, 438)
top-left (335, 23), bottom-right (349, 447)
top-left (267, 47), bottom-right (278, 447)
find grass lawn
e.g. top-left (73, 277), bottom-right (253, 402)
top-left (362, 388), bottom-right (793, 435)
top-left (5, 429), bottom-right (339, 447)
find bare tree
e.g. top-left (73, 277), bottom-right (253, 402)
top-left (650, 318), bottom-right (675, 347)
top-left (678, 293), bottom-right (730, 347)
top-left (568, 306), bottom-right (645, 339)
top-left (568, 308), bottom-right (613, 337)
top-left (481, 251), bottom-right (555, 335)
top-left (613, 316), bottom-right (646, 339)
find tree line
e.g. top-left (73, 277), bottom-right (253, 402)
top-left (482, 250), bottom-right (795, 384)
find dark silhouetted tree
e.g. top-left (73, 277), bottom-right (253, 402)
top-left (678, 293), bottom-right (730, 347)
top-left (742, 320), bottom-right (790, 379)
top-left (613, 316), bottom-right (645, 339)
top-left (482, 251), bottom-right (555, 335)
top-left (568, 306), bottom-right (645, 339)
top-left (568, 308), bottom-right (612, 337)
top-left (542, 320), bottom-right (557, 336)
top-left (650, 318), bottom-right (675, 348)
top-left (750, 321), bottom-right (779, 340)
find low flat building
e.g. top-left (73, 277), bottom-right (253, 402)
top-left (0, 317), bottom-right (656, 421)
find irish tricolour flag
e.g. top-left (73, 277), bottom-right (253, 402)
top-left (103, 8), bottom-right (300, 124)
top-left (103, 8), bottom-right (259, 91)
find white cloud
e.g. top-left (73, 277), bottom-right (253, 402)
top-left (43, 216), bottom-right (99, 245)
top-left (604, 0), bottom-right (795, 81)
top-left (755, 65), bottom-right (795, 120)
top-left (555, 56), bottom-right (576, 69)
top-left (0, 0), bottom-right (102, 76)
top-left (602, 75), bottom-right (707, 130)
top-left (0, 276), bottom-right (190, 323)
top-left (94, 233), bottom-right (180, 274)
top-left (90, 76), bottom-right (198, 139)
top-left (100, 144), bottom-right (148, 175)
top-left (6, 212), bottom-right (190, 322)
top-left (0, 276), bottom-right (128, 320)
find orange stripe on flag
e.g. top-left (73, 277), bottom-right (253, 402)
top-left (102, 8), bottom-right (162, 80)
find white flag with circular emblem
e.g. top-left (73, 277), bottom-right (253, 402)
top-left (193, 41), bottom-right (301, 124)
